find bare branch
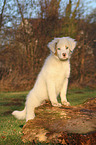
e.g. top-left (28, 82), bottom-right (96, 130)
top-left (0, 0), bottom-right (7, 30)
top-left (16, 0), bottom-right (25, 25)
top-left (72, 0), bottom-right (80, 19)
top-left (65, 0), bottom-right (72, 18)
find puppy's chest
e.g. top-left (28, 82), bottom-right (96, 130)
top-left (54, 70), bottom-right (67, 86)
top-left (53, 63), bottom-right (70, 79)
top-left (52, 63), bottom-right (70, 91)
top-left (43, 59), bottom-right (70, 90)
top-left (52, 74), bottom-right (64, 96)
top-left (51, 64), bottom-right (69, 81)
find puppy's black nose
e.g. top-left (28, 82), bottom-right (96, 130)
top-left (62, 53), bottom-right (66, 57)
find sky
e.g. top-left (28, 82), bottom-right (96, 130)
top-left (0, 0), bottom-right (96, 15)
top-left (84, 0), bottom-right (96, 15)
top-left (0, 0), bottom-right (96, 27)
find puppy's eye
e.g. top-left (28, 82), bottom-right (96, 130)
top-left (66, 47), bottom-right (68, 49)
top-left (57, 48), bottom-right (60, 50)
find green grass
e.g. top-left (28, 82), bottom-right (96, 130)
top-left (68, 87), bottom-right (96, 105)
top-left (0, 92), bottom-right (28, 145)
top-left (0, 88), bottom-right (96, 144)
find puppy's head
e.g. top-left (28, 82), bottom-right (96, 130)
top-left (47, 37), bottom-right (77, 60)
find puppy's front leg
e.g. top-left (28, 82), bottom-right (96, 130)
top-left (47, 80), bottom-right (61, 107)
top-left (60, 78), bottom-right (70, 106)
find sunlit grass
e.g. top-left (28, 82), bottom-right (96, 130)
top-left (68, 87), bottom-right (96, 105)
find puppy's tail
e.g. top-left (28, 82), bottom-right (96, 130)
top-left (12, 107), bottom-right (26, 120)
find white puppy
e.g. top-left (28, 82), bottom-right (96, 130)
top-left (12, 37), bottom-right (77, 122)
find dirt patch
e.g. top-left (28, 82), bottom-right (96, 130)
top-left (3, 102), bottom-right (23, 106)
top-left (74, 91), bottom-right (84, 94)
top-left (22, 98), bottom-right (96, 144)
top-left (2, 98), bottom-right (25, 106)
top-left (2, 110), bottom-right (12, 116)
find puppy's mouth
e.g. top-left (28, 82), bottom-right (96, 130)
top-left (59, 57), bottom-right (68, 61)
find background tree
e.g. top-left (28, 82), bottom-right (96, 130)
top-left (0, 0), bottom-right (6, 30)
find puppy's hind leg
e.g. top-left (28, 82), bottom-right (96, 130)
top-left (26, 92), bottom-right (40, 122)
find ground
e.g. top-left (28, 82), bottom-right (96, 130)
top-left (0, 88), bottom-right (96, 144)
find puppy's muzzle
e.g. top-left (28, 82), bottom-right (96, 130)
top-left (62, 53), bottom-right (66, 57)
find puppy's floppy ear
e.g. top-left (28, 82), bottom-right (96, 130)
top-left (67, 37), bottom-right (77, 51)
top-left (47, 38), bottom-right (59, 53)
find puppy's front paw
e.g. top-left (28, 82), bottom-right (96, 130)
top-left (62, 101), bottom-right (70, 106)
top-left (26, 114), bottom-right (35, 122)
top-left (52, 102), bottom-right (62, 107)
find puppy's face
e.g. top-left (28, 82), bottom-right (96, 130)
top-left (47, 37), bottom-right (77, 61)
top-left (56, 40), bottom-right (71, 61)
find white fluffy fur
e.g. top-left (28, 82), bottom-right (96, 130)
top-left (12, 37), bottom-right (77, 122)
